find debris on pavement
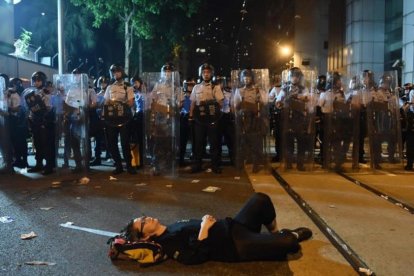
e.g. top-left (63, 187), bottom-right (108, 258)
top-left (206, 168), bottom-right (212, 173)
top-left (76, 197), bottom-right (81, 200)
top-left (202, 186), bottom-right (221, 193)
top-left (135, 183), bottom-right (147, 187)
top-left (234, 176), bottom-right (241, 180)
top-left (0, 216), bottom-right (14, 223)
top-left (40, 207), bottom-right (53, 211)
top-left (61, 222), bottom-right (73, 226)
top-left (24, 261), bottom-right (56, 266)
top-left (329, 205), bottom-right (336, 208)
top-left (109, 176), bottom-right (117, 181)
top-left (166, 184), bottom-right (173, 188)
top-left (78, 177), bottom-right (90, 185)
top-left (20, 231), bottom-right (37, 240)
top-left (52, 181), bottom-right (61, 185)
top-left (191, 179), bottom-right (200, 183)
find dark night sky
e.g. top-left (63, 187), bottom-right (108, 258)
top-left (12, 0), bottom-right (294, 75)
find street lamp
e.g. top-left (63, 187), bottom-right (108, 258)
top-left (280, 45), bottom-right (292, 57)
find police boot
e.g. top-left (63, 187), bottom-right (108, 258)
top-left (28, 163), bottom-right (43, 173)
top-left (89, 157), bottom-right (102, 166)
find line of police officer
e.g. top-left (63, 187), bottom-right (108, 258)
top-left (2, 64), bottom-right (414, 175)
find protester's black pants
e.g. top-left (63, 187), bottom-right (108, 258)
top-left (232, 192), bottom-right (300, 261)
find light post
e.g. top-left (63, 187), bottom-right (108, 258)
top-left (278, 45), bottom-right (294, 69)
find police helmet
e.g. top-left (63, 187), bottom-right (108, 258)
top-left (240, 69), bottom-right (254, 83)
top-left (288, 67), bottom-right (303, 82)
top-left (31, 71), bottom-right (47, 87)
top-left (130, 76), bottom-right (142, 85)
top-left (316, 75), bottom-right (327, 91)
top-left (161, 63), bottom-right (175, 72)
top-left (362, 69), bottom-right (376, 88)
top-left (183, 79), bottom-right (196, 92)
top-left (326, 72), bottom-right (341, 90)
top-left (0, 73), bottom-right (10, 90)
top-left (213, 76), bottom-right (227, 86)
top-left (379, 74), bottom-right (393, 87)
top-left (72, 68), bottom-right (83, 74)
top-left (198, 63), bottom-right (215, 78)
top-left (97, 76), bottom-right (110, 87)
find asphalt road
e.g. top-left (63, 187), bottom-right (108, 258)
top-left (0, 164), bottom-right (298, 276)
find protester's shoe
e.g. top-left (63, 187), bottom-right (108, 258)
top-left (292, 227), bottom-right (313, 242)
top-left (28, 164), bottom-right (43, 173)
top-left (89, 158), bottom-right (102, 166)
top-left (127, 166), bottom-right (137, 175)
top-left (112, 167), bottom-right (124, 175)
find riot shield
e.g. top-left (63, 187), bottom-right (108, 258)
top-left (366, 70), bottom-right (403, 170)
top-left (231, 69), bottom-right (270, 173)
top-left (142, 71), bottom-right (179, 177)
top-left (280, 69), bottom-right (316, 171)
top-left (0, 76), bottom-right (11, 172)
top-left (322, 73), bottom-right (360, 171)
top-left (53, 73), bottom-right (89, 174)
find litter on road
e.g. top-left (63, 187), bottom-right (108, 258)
top-left (20, 231), bottom-right (37, 240)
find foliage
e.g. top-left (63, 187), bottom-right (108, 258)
top-left (14, 28), bottom-right (32, 57)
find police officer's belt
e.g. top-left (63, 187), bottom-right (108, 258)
top-left (103, 101), bottom-right (132, 127)
top-left (194, 100), bottom-right (221, 124)
top-left (241, 101), bottom-right (260, 112)
top-left (151, 102), bottom-right (170, 114)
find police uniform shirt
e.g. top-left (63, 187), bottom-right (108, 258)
top-left (222, 90), bottom-right (232, 113)
top-left (88, 88), bottom-right (97, 106)
top-left (104, 80), bottom-right (134, 103)
top-left (65, 86), bottom-right (90, 108)
top-left (190, 81), bottom-right (224, 106)
top-left (318, 90), bottom-right (333, 114)
top-left (234, 86), bottom-right (266, 107)
top-left (38, 88), bottom-right (52, 109)
top-left (409, 89), bottom-right (414, 112)
top-left (361, 88), bottom-right (373, 106)
top-left (268, 86), bottom-right (282, 103)
top-left (276, 85), bottom-right (310, 104)
top-left (371, 88), bottom-right (388, 102)
top-left (149, 82), bottom-right (181, 107)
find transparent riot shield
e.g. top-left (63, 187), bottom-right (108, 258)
top-left (322, 73), bottom-right (361, 171)
top-left (0, 76), bottom-right (11, 171)
top-left (142, 71), bottom-right (179, 177)
top-left (280, 69), bottom-right (316, 171)
top-left (231, 69), bottom-right (270, 173)
top-left (53, 74), bottom-right (89, 174)
top-left (365, 70), bottom-right (403, 170)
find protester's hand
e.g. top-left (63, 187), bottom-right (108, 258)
top-left (198, 214), bottom-right (216, 240)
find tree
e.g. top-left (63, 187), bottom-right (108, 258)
top-left (70, 0), bottom-right (201, 75)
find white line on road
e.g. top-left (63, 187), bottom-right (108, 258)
top-left (60, 223), bottom-right (118, 237)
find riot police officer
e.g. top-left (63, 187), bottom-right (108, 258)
top-left (147, 63), bottom-right (180, 175)
top-left (0, 73), bottom-right (14, 174)
top-left (8, 78), bottom-right (28, 168)
top-left (215, 76), bottom-right (235, 166)
top-left (314, 75), bottom-right (326, 163)
top-left (276, 67), bottom-right (313, 171)
top-left (233, 69), bottom-right (267, 173)
top-left (103, 64), bottom-right (135, 175)
top-left (25, 71), bottom-right (56, 175)
top-left (179, 79), bottom-right (195, 166)
top-left (268, 75), bottom-right (283, 162)
top-left (189, 63), bottom-right (224, 173)
top-left (130, 75), bottom-right (145, 169)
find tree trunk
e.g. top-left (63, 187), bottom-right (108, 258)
top-left (123, 10), bottom-right (134, 76)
